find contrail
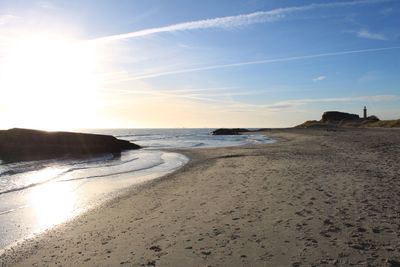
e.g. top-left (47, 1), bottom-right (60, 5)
top-left (107, 46), bottom-right (400, 83)
top-left (90, 0), bottom-right (389, 43)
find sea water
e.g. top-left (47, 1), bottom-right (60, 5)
top-left (0, 129), bottom-right (272, 249)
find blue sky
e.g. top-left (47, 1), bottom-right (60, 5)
top-left (0, 0), bottom-right (399, 129)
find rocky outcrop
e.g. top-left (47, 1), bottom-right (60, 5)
top-left (321, 111), bottom-right (360, 123)
top-left (210, 128), bottom-right (249, 135)
top-left (296, 111), bottom-right (389, 128)
top-left (0, 128), bottom-right (141, 162)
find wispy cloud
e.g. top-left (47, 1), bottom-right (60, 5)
top-left (99, 86), bottom-right (266, 104)
top-left (100, 86), bottom-right (239, 96)
top-left (312, 75), bottom-right (327, 82)
top-left (358, 71), bottom-right (379, 83)
top-left (379, 7), bottom-right (395, 15)
top-left (175, 94), bottom-right (400, 114)
top-left (90, 0), bottom-right (390, 43)
top-left (357, 29), bottom-right (387, 40)
top-left (268, 94), bottom-right (398, 107)
top-left (225, 94), bottom-right (400, 113)
top-left (107, 46), bottom-right (400, 83)
top-left (37, 1), bottom-right (59, 10)
top-left (0, 15), bottom-right (18, 26)
top-left (100, 85), bottom-right (314, 105)
top-left (101, 80), bottom-right (399, 110)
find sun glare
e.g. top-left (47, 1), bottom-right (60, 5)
top-left (29, 180), bottom-right (78, 230)
top-left (0, 33), bottom-right (102, 130)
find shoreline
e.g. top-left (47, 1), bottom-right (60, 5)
top-left (2, 128), bottom-right (400, 266)
top-left (0, 132), bottom-right (272, 254)
top-left (0, 152), bottom-right (190, 252)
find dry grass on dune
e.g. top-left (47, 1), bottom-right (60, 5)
top-left (364, 119), bottom-right (400, 128)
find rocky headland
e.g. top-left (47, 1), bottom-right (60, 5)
top-left (0, 128), bottom-right (141, 162)
top-left (297, 111), bottom-right (400, 128)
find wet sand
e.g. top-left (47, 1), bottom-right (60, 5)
top-left (1, 128), bottom-right (400, 266)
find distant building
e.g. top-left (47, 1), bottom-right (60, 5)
top-left (363, 106), bottom-right (367, 119)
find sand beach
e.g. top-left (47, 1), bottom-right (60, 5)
top-left (1, 128), bottom-right (400, 266)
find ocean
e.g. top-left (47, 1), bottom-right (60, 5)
top-left (0, 128), bottom-right (273, 249)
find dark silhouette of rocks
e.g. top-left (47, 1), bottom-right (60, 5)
top-left (0, 128), bottom-right (141, 162)
top-left (210, 128), bottom-right (249, 135)
top-left (388, 259), bottom-right (400, 267)
top-left (321, 111), bottom-right (360, 123)
top-left (296, 109), bottom-right (398, 128)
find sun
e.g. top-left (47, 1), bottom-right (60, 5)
top-left (0, 33), bottom-right (103, 130)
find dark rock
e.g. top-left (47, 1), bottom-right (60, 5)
top-left (210, 128), bottom-right (249, 135)
top-left (0, 128), bottom-right (141, 162)
top-left (145, 260), bottom-right (156, 266)
top-left (357, 227), bottom-right (367, 233)
top-left (366, 115), bottom-right (379, 122)
top-left (321, 111), bottom-right (360, 123)
top-left (149, 245), bottom-right (162, 252)
top-left (296, 110), bottom-right (387, 128)
top-left (372, 227), bottom-right (381, 233)
top-left (387, 259), bottom-right (400, 267)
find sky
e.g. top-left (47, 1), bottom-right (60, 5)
top-left (0, 0), bottom-right (399, 129)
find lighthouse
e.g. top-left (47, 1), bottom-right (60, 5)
top-left (363, 106), bottom-right (367, 119)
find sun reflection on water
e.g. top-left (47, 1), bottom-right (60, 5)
top-left (29, 181), bottom-right (78, 230)
top-left (23, 167), bottom-right (67, 185)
